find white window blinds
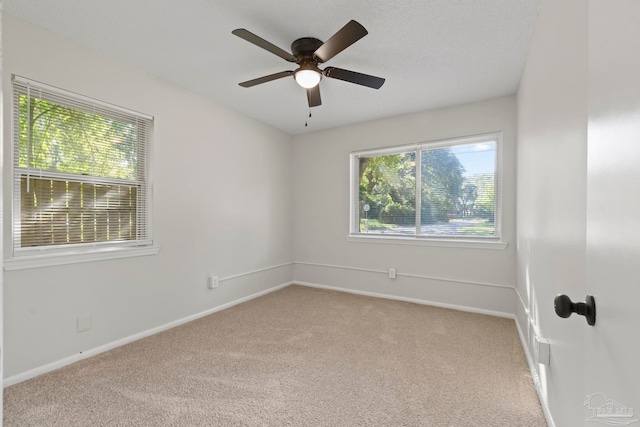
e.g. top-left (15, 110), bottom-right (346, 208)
top-left (12, 75), bottom-right (153, 254)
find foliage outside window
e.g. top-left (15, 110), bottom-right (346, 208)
top-left (11, 76), bottom-right (153, 256)
top-left (351, 133), bottom-right (501, 240)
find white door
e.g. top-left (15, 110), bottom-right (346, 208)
top-left (584, 1), bottom-right (640, 425)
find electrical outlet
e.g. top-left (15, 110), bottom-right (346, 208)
top-left (389, 268), bottom-right (397, 279)
top-left (208, 274), bottom-right (219, 290)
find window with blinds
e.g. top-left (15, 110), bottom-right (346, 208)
top-left (11, 75), bottom-right (153, 255)
top-left (351, 133), bottom-right (501, 240)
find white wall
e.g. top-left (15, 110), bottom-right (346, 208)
top-left (0, 6), bottom-right (5, 421)
top-left (516, 0), bottom-right (588, 425)
top-left (292, 96), bottom-right (518, 316)
top-left (2, 15), bottom-right (294, 380)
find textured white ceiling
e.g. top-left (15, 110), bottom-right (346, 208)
top-left (4, 0), bottom-right (540, 135)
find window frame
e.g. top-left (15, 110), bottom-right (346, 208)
top-left (349, 132), bottom-right (505, 248)
top-left (6, 75), bottom-right (159, 270)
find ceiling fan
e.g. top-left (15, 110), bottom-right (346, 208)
top-left (232, 20), bottom-right (385, 108)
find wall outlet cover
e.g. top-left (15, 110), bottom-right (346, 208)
top-left (77, 314), bottom-right (92, 333)
top-left (535, 336), bottom-right (550, 366)
top-left (208, 275), bottom-right (219, 289)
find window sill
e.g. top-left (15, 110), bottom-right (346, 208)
top-left (4, 245), bottom-right (161, 271)
top-left (346, 234), bottom-right (508, 250)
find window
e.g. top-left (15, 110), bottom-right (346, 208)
top-left (350, 133), bottom-right (501, 242)
top-left (10, 76), bottom-right (154, 262)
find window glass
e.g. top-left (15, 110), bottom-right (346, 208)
top-left (352, 134), bottom-right (500, 240)
top-left (421, 141), bottom-right (496, 237)
top-left (358, 151), bottom-right (416, 235)
top-left (16, 95), bottom-right (139, 180)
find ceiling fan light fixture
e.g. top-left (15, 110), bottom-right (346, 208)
top-left (295, 69), bottom-right (322, 89)
top-left (233, 20), bottom-right (385, 109)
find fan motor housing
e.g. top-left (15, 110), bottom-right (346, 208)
top-left (291, 37), bottom-right (323, 61)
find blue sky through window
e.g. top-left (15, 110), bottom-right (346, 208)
top-left (451, 141), bottom-right (496, 177)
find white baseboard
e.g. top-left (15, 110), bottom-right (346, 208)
top-left (294, 281), bottom-right (514, 319)
top-left (514, 290), bottom-right (556, 427)
top-left (4, 281), bottom-right (294, 387)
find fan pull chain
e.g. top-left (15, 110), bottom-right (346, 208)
top-left (305, 109), bottom-right (312, 127)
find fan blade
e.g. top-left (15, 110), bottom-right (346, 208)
top-left (307, 85), bottom-right (322, 107)
top-left (314, 20), bottom-right (368, 63)
top-left (324, 67), bottom-right (385, 89)
top-left (239, 71), bottom-right (294, 88)
top-left (232, 29), bottom-right (296, 62)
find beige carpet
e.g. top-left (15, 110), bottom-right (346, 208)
top-left (4, 285), bottom-right (546, 426)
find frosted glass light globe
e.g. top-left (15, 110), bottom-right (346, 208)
top-left (295, 69), bottom-right (322, 88)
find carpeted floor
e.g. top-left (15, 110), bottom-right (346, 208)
top-left (4, 285), bottom-right (546, 426)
